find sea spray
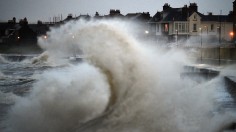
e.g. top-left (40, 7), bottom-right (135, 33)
top-left (5, 63), bottom-right (110, 132)
top-left (4, 19), bottom-right (236, 132)
top-left (0, 55), bottom-right (9, 63)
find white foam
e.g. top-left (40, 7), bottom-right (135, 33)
top-left (4, 19), bottom-right (236, 132)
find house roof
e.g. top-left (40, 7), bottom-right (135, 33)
top-left (149, 6), bottom-right (232, 23)
top-left (126, 12), bottom-right (151, 22)
top-left (0, 23), bottom-right (17, 30)
top-left (28, 24), bottom-right (49, 35)
top-left (0, 23), bottom-right (9, 30)
top-left (149, 12), bottom-right (162, 23)
top-left (164, 8), bottom-right (185, 21)
top-left (76, 15), bottom-right (91, 20)
top-left (200, 14), bottom-right (232, 22)
top-left (149, 8), bottom-right (189, 23)
top-left (126, 13), bottom-right (141, 18)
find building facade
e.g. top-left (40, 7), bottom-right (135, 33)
top-left (148, 3), bottom-right (234, 43)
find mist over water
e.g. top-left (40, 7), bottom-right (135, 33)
top-left (0, 55), bottom-right (9, 63)
top-left (3, 20), bottom-right (236, 132)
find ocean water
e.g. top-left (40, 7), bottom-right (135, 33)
top-left (0, 20), bottom-right (236, 132)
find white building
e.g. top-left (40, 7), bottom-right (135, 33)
top-left (148, 3), bottom-right (233, 43)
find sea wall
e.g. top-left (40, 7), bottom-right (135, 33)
top-left (184, 46), bottom-right (236, 65)
top-left (202, 47), bottom-right (236, 60)
top-left (0, 42), bottom-right (42, 54)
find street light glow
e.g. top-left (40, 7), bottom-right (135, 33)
top-left (44, 35), bottom-right (47, 39)
top-left (230, 31), bottom-right (234, 42)
top-left (145, 30), bottom-right (149, 34)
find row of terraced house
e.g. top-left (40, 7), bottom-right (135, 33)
top-left (148, 2), bottom-right (235, 44)
top-left (0, 1), bottom-right (236, 45)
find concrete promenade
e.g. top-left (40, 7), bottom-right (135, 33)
top-left (183, 65), bottom-right (236, 105)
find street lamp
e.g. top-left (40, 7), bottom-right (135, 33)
top-left (17, 36), bottom-right (20, 42)
top-left (144, 30), bottom-right (149, 39)
top-left (199, 28), bottom-right (202, 63)
top-left (44, 35), bottom-right (47, 39)
top-left (204, 26), bottom-right (208, 35)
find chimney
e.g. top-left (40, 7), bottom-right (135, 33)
top-left (116, 9), bottom-right (120, 14)
top-left (182, 5), bottom-right (188, 19)
top-left (229, 11), bottom-right (233, 22)
top-left (189, 3), bottom-right (198, 12)
top-left (110, 9), bottom-right (116, 15)
top-left (163, 3), bottom-right (171, 11)
top-left (95, 12), bottom-right (99, 16)
top-left (233, 0), bottom-right (236, 14)
top-left (208, 12), bottom-right (213, 16)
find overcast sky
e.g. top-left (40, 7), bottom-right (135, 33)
top-left (0, 0), bottom-right (234, 23)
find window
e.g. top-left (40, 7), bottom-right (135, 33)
top-left (211, 24), bottom-right (214, 31)
top-left (182, 23), bottom-right (186, 32)
top-left (156, 24), bottom-right (159, 32)
top-left (174, 22), bottom-right (189, 33)
top-left (193, 15), bottom-right (197, 21)
top-left (179, 24), bottom-right (182, 32)
top-left (186, 23), bottom-right (189, 33)
top-left (164, 24), bottom-right (169, 32)
top-left (193, 24), bottom-right (197, 31)
top-left (150, 24), bottom-right (156, 33)
top-left (175, 23), bottom-right (178, 31)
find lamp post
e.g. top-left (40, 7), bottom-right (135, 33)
top-left (144, 30), bottom-right (149, 39)
top-left (176, 30), bottom-right (178, 46)
top-left (199, 28), bottom-right (202, 63)
top-left (219, 10), bottom-right (222, 66)
top-left (217, 26), bottom-right (221, 65)
top-left (204, 26), bottom-right (208, 35)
